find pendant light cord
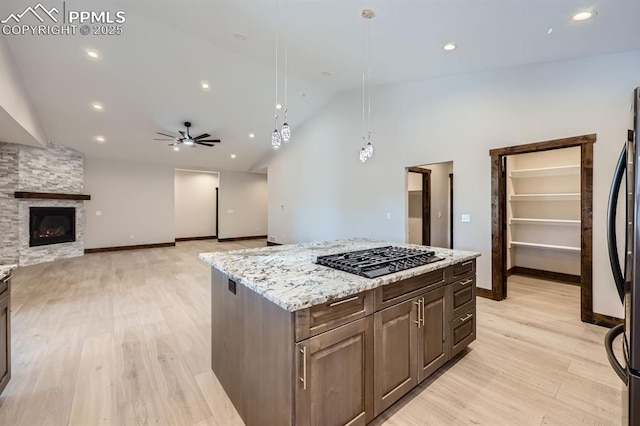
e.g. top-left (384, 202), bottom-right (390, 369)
top-left (284, 0), bottom-right (288, 115)
top-left (275, 0), bottom-right (279, 115)
top-left (361, 18), bottom-right (366, 141)
top-left (367, 18), bottom-right (372, 139)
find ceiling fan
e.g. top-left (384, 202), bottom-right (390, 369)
top-left (154, 122), bottom-right (221, 147)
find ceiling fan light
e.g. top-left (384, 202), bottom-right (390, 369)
top-left (281, 122), bottom-right (291, 142)
top-left (183, 139), bottom-right (194, 146)
top-left (271, 128), bottom-right (282, 149)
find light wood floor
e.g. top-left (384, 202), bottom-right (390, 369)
top-left (0, 241), bottom-right (623, 425)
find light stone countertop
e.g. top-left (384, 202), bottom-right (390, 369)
top-left (0, 264), bottom-right (17, 281)
top-left (200, 238), bottom-right (480, 312)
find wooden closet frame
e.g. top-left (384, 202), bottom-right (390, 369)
top-left (486, 134), bottom-right (619, 327)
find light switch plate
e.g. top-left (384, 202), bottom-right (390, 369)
top-left (461, 214), bottom-right (470, 223)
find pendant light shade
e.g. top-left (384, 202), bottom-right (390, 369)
top-left (272, 128), bottom-right (282, 149)
top-left (281, 108), bottom-right (291, 141)
top-left (365, 141), bottom-right (374, 158)
top-left (359, 146), bottom-right (368, 163)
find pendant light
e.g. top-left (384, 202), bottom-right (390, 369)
top-left (359, 9), bottom-right (375, 162)
top-left (280, 0), bottom-right (291, 142)
top-left (271, 0), bottom-right (282, 149)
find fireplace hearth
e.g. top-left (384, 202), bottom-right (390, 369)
top-left (29, 207), bottom-right (76, 247)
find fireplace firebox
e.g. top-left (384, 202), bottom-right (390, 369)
top-left (29, 207), bottom-right (76, 247)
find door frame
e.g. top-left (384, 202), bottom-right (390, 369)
top-left (215, 187), bottom-right (219, 239)
top-left (488, 134), bottom-right (596, 324)
top-left (408, 167), bottom-right (431, 245)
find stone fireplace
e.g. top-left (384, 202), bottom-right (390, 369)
top-left (0, 142), bottom-right (86, 266)
top-left (29, 206), bottom-right (76, 247)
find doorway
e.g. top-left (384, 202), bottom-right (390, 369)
top-left (489, 134), bottom-right (596, 324)
top-left (407, 162), bottom-right (454, 248)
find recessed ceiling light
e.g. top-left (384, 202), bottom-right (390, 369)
top-left (200, 80), bottom-right (210, 90)
top-left (86, 49), bottom-right (99, 59)
top-left (276, 104), bottom-right (282, 109)
top-left (230, 154), bottom-right (237, 159)
top-left (443, 43), bottom-right (457, 51)
top-left (249, 133), bottom-right (255, 138)
top-left (91, 102), bottom-right (103, 111)
top-left (233, 33), bottom-right (247, 41)
top-left (547, 28), bottom-right (554, 35)
top-left (94, 136), bottom-right (105, 143)
top-left (173, 146), bottom-right (180, 151)
top-left (572, 11), bottom-right (595, 21)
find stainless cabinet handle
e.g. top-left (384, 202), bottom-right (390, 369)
top-left (459, 279), bottom-right (472, 286)
top-left (461, 261), bottom-right (472, 267)
top-left (420, 299), bottom-right (425, 327)
top-left (1, 275), bottom-right (12, 283)
top-left (459, 313), bottom-right (473, 322)
top-left (299, 346), bottom-right (307, 390)
top-left (329, 296), bottom-right (359, 307)
top-left (414, 300), bottom-right (421, 327)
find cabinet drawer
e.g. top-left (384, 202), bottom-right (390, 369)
top-left (452, 260), bottom-right (475, 280)
top-left (448, 308), bottom-right (476, 359)
top-left (295, 291), bottom-right (373, 342)
top-left (374, 269), bottom-right (446, 311)
top-left (448, 275), bottom-right (475, 320)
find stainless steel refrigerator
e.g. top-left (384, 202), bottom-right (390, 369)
top-left (606, 87), bottom-right (640, 425)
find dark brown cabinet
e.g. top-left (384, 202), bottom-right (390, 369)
top-left (296, 317), bottom-right (373, 426)
top-left (373, 298), bottom-right (418, 416)
top-left (373, 285), bottom-right (447, 415)
top-left (417, 286), bottom-right (447, 381)
top-left (0, 274), bottom-right (11, 396)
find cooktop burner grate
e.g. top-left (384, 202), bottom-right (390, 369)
top-left (316, 246), bottom-right (444, 278)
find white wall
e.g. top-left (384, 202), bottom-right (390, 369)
top-left (218, 171), bottom-right (268, 239)
top-left (268, 50), bottom-right (640, 318)
top-left (174, 170), bottom-right (218, 239)
top-left (0, 38), bottom-right (47, 147)
top-left (84, 157), bottom-right (175, 249)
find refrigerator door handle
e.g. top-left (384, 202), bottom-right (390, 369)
top-left (605, 324), bottom-right (628, 384)
top-left (607, 145), bottom-right (627, 303)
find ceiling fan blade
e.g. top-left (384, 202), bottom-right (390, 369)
top-left (193, 133), bottom-right (211, 140)
top-left (156, 132), bottom-right (176, 138)
top-left (178, 130), bottom-right (186, 138)
top-left (154, 138), bottom-right (174, 141)
top-left (198, 139), bottom-right (221, 143)
top-left (195, 141), bottom-right (216, 147)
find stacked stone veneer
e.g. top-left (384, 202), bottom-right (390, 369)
top-left (0, 142), bottom-right (85, 266)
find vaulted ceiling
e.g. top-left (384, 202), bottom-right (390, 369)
top-left (2, 0), bottom-right (640, 171)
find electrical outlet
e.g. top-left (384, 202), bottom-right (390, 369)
top-left (269, 236), bottom-right (276, 242)
top-left (129, 234), bottom-right (135, 239)
top-left (386, 212), bottom-right (391, 220)
top-left (95, 211), bottom-right (102, 216)
top-left (461, 214), bottom-right (470, 223)
top-left (227, 209), bottom-right (234, 214)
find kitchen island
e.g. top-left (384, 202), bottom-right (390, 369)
top-left (200, 239), bottom-right (480, 426)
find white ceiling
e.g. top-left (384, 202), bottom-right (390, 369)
top-left (2, 0), bottom-right (640, 172)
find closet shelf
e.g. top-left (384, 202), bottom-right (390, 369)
top-left (509, 218), bottom-right (580, 226)
top-left (509, 241), bottom-right (580, 252)
top-left (509, 193), bottom-right (580, 201)
top-left (509, 165), bottom-right (580, 178)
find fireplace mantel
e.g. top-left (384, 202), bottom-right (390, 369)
top-left (14, 191), bottom-right (91, 201)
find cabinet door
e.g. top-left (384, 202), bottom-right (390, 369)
top-left (417, 286), bottom-right (447, 382)
top-left (373, 298), bottom-right (418, 416)
top-left (296, 317), bottom-right (373, 426)
top-left (0, 290), bottom-right (10, 395)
